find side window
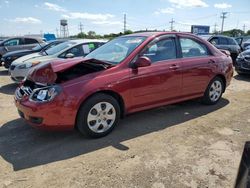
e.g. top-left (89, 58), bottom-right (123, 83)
top-left (180, 38), bottom-right (209, 58)
top-left (4, 39), bottom-right (21, 46)
top-left (25, 38), bottom-right (38, 45)
top-left (228, 38), bottom-right (237, 45)
top-left (220, 37), bottom-right (228, 45)
top-left (141, 38), bottom-right (177, 63)
top-left (210, 37), bottom-right (219, 45)
top-left (61, 45), bottom-right (84, 58)
top-left (235, 38), bottom-right (242, 45)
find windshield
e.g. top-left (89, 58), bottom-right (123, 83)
top-left (32, 43), bottom-right (47, 51)
top-left (45, 41), bottom-right (76, 55)
top-left (85, 36), bottom-right (146, 64)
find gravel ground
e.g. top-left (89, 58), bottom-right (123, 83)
top-left (0, 66), bottom-right (250, 188)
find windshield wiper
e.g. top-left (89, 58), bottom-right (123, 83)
top-left (88, 58), bottom-right (115, 67)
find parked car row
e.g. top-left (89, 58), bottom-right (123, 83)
top-left (8, 39), bottom-right (107, 82)
top-left (13, 32), bottom-right (234, 138)
top-left (0, 36), bottom-right (45, 60)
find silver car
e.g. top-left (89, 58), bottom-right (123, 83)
top-left (0, 37), bottom-right (45, 60)
top-left (9, 39), bottom-right (107, 82)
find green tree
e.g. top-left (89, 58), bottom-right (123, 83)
top-left (222, 29), bottom-right (244, 37)
top-left (247, 30), bottom-right (250, 35)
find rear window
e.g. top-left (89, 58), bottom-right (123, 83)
top-left (219, 37), bottom-right (228, 45)
top-left (25, 38), bottom-right (38, 44)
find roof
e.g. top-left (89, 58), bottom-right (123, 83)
top-left (69, 39), bottom-right (108, 44)
top-left (123, 31), bottom-right (197, 38)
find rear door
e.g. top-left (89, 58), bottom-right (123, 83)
top-left (130, 35), bottom-right (182, 110)
top-left (178, 35), bottom-right (216, 97)
top-left (23, 38), bottom-right (39, 50)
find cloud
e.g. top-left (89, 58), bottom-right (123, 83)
top-left (44, 2), bottom-right (67, 12)
top-left (214, 3), bottom-right (232, 9)
top-left (9, 17), bottom-right (42, 24)
top-left (154, 7), bottom-right (175, 15)
top-left (168, 0), bottom-right (208, 8)
top-left (62, 12), bottom-right (114, 21)
top-left (4, 0), bottom-right (9, 4)
top-left (92, 20), bottom-right (123, 26)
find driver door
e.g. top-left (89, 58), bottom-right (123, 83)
top-left (130, 36), bottom-right (182, 111)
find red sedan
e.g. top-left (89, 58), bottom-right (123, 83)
top-left (14, 32), bottom-right (233, 138)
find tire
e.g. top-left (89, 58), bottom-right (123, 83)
top-left (76, 93), bottom-right (120, 138)
top-left (202, 77), bottom-right (224, 105)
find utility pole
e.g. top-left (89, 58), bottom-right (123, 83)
top-left (243, 24), bottom-right (246, 33)
top-left (220, 12), bottom-right (228, 33)
top-left (79, 22), bottom-right (84, 34)
top-left (56, 28), bottom-right (59, 38)
top-left (169, 18), bottom-right (175, 31)
top-left (124, 13), bottom-right (127, 33)
top-left (213, 23), bottom-right (218, 33)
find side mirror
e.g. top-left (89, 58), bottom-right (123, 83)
top-left (132, 56), bottom-right (151, 69)
top-left (65, 53), bottom-right (75, 58)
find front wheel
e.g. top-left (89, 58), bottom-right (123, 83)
top-left (202, 77), bottom-right (224, 105)
top-left (76, 93), bottom-right (120, 138)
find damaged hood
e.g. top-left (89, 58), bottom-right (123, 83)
top-left (27, 57), bottom-right (112, 84)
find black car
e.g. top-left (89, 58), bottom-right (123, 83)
top-left (1, 40), bottom-right (67, 69)
top-left (235, 49), bottom-right (250, 75)
top-left (200, 35), bottom-right (241, 64)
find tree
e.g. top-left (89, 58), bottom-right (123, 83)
top-left (247, 30), bottom-right (250, 36)
top-left (87, 31), bottom-right (96, 38)
top-left (222, 29), bottom-right (244, 37)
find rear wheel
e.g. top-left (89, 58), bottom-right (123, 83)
top-left (202, 77), bottom-right (224, 105)
top-left (76, 93), bottom-right (120, 138)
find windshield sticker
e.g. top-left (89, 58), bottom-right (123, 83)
top-left (82, 44), bottom-right (90, 54)
top-left (88, 43), bottom-right (95, 49)
top-left (126, 38), bottom-right (143, 44)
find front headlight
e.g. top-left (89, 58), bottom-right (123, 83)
top-left (29, 85), bottom-right (62, 102)
top-left (18, 61), bottom-right (40, 69)
top-left (237, 53), bottom-right (244, 60)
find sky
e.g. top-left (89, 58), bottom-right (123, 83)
top-left (0, 0), bottom-right (250, 37)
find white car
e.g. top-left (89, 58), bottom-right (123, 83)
top-left (9, 39), bottom-right (107, 83)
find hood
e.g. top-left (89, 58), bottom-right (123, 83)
top-left (12, 52), bottom-right (42, 65)
top-left (3, 49), bottom-right (32, 57)
top-left (27, 57), bottom-right (112, 84)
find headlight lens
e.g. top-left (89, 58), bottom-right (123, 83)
top-left (29, 85), bottom-right (62, 102)
top-left (18, 61), bottom-right (40, 69)
top-left (237, 53), bottom-right (244, 60)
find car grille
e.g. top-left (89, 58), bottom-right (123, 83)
top-left (10, 65), bottom-right (16, 70)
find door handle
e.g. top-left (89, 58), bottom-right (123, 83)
top-left (169, 64), bottom-right (179, 70)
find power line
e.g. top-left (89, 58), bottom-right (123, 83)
top-left (169, 18), bottom-right (175, 31)
top-left (220, 12), bottom-right (229, 33)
